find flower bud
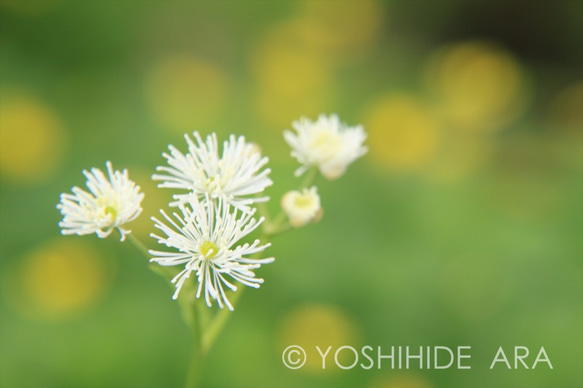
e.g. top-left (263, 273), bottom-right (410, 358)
top-left (281, 186), bottom-right (322, 227)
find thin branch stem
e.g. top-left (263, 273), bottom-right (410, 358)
top-left (142, 169), bottom-right (320, 388)
top-left (124, 233), bottom-right (207, 387)
top-left (184, 296), bottom-right (205, 388)
top-left (125, 233), bottom-right (151, 259)
top-left (299, 166), bottom-right (318, 189)
top-left (201, 289), bottom-right (243, 352)
top-left (262, 167), bottom-right (319, 236)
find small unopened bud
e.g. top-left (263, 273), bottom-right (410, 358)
top-left (281, 186), bottom-right (322, 228)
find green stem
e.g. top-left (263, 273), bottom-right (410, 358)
top-left (200, 234), bottom-right (271, 350)
top-left (125, 178), bottom-right (317, 387)
top-left (125, 233), bottom-right (207, 387)
top-left (125, 233), bottom-right (177, 281)
top-left (299, 166), bottom-right (318, 189)
top-left (262, 211), bottom-right (288, 236)
top-left (267, 223), bottom-right (292, 238)
top-left (262, 167), bottom-right (319, 236)
top-left (125, 233), bottom-right (150, 259)
top-left (185, 348), bottom-right (205, 388)
top-left (202, 289), bottom-right (243, 351)
top-left (257, 201), bottom-right (270, 220)
top-left (184, 297), bottom-right (205, 388)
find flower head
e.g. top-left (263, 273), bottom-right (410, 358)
top-left (284, 113), bottom-right (368, 180)
top-left (149, 195), bottom-right (274, 310)
top-left (152, 132), bottom-right (272, 212)
top-left (57, 161), bottom-right (144, 241)
top-left (281, 186), bottom-right (322, 228)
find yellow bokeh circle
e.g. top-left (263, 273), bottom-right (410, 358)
top-left (363, 94), bottom-right (441, 172)
top-left (368, 373), bottom-right (434, 388)
top-left (250, 21), bottom-right (335, 128)
top-left (9, 239), bottom-right (113, 320)
top-left (424, 41), bottom-right (529, 132)
top-left (296, 0), bottom-right (384, 58)
top-left (277, 303), bottom-right (361, 373)
top-left (0, 94), bottom-right (68, 184)
top-left (250, 21), bottom-right (332, 98)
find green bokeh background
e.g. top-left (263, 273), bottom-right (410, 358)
top-left (1, 1), bottom-right (582, 388)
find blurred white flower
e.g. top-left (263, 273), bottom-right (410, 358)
top-left (152, 132), bottom-right (272, 212)
top-left (281, 186), bottom-right (322, 227)
top-left (284, 113), bottom-right (368, 180)
top-left (57, 161), bottom-right (144, 241)
top-left (149, 195), bottom-right (274, 310)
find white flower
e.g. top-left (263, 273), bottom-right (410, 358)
top-left (152, 132), bottom-right (272, 212)
top-left (57, 161), bottom-right (144, 241)
top-left (149, 195), bottom-right (274, 310)
top-left (281, 186), bottom-right (322, 228)
top-left (284, 113), bottom-right (368, 180)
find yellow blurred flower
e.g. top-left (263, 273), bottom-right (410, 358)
top-left (368, 373), bottom-right (434, 388)
top-left (363, 94), bottom-right (440, 172)
top-left (0, 93), bottom-right (68, 184)
top-left (6, 239), bottom-right (114, 321)
top-left (144, 56), bottom-right (227, 133)
top-left (424, 41), bottom-right (530, 133)
top-left (277, 303), bottom-right (361, 373)
top-left (250, 20), bottom-right (341, 129)
top-left (296, 0), bottom-right (384, 61)
top-left (251, 21), bottom-right (332, 98)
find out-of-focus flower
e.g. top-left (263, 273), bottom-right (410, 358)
top-left (149, 195), bottom-right (274, 310)
top-left (281, 186), bottom-right (322, 227)
top-left (277, 303), bottom-right (362, 372)
top-left (424, 41), bottom-right (529, 133)
top-left (296, 0), bottom-right (383, 59)
top-left (284, 114), bottom-right (367, 180)
top-left (0, 94), bottom-right (68, 184)
top-left (12, 239), bottom-right (113, 321)
top-left (363, 94), bottom-right (440, 172)
top-left (152, 132), bottom-right (272, 213)
top-left (57, 162), bottom-right (143, 241)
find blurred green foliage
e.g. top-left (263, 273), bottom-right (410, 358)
top-left (1, 1), bottom-right (582, 388)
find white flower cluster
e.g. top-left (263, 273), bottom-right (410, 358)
top-left (149, 195), bottom-right (273, 310)
top-left (152, 132), bottom-right (272, 212)
top-left (149, 132), bottom-right (274, 309)
top-left (57, 114), bottom-right (366, 310)
top-left (281, 114), bottom-right (367, 228)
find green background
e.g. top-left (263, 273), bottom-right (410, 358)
top-left (1, 1), bottom-right (582, 387)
